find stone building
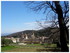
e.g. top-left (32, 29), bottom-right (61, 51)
top-left (5, 31), bottom-right (55, 44)
top-left (5, 36), bottom-right (20, 43)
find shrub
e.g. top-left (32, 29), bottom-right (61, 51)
top-left (1, 38), bottom-right (13, 46)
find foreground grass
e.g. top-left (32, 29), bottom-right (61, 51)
top-left (2, 47), bottom-right (37, 52)
top-left (1, 45), bottom-right (45, 52)
top-left (1, 44), bottom-right (61, 52)
top-left (1, 46), bottom-right (17, 51)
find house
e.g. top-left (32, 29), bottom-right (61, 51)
top-left (5, 37), bottom-right (20, 43)
top-left (4, 31), bottom-right (58, 44)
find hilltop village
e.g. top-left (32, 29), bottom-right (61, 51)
top-left (5, 32), bottom-right (50, 45)
top-left (2, 28), bottom-right (60, 45)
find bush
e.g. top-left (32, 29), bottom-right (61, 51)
top-left (1, 38), bottom-right (13, 46)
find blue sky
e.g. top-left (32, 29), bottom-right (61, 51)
top-left (1, 1), bottom-right (46, 34)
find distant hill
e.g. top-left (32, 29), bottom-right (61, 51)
top-left (2, 27), bottom-right (59, 38)
top-left (2, 30), bottom-right (36, 37)
top-left (1, 33), bottom-right (11, 36)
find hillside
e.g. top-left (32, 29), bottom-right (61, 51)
top-left (2, 27), bottom-right (59, 38)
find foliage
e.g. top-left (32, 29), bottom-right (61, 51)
top-left (1, 38), bottom-right (13, 46)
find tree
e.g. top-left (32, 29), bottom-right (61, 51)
top-left (26, 1), bottom-right (69, 51)
top-left (53, 1), bottom-right (69, 51)
top-left (1, 37), bottom-right (13, 46)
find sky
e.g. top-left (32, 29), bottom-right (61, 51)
top-left (1, 1), bottom-right (46, 34)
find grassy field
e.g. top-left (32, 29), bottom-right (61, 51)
top-left (2, 46), bottom-right (38, 52)
top-left (1, 43), bottom-right (61, 52)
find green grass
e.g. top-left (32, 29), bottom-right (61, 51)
top-left (1, 44), bottom-right (45, 52)
top-left (2, 46), bottom-right (37, 52)
top-left (1, 43), bottom-right (59, 52)
top-left (1, 46), bottom-right (17, 51)
top-left (1, 45), bottom-right (45, 52)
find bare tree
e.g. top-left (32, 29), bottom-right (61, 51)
top-left (54, 1), bottom-right (69, 51)
top-left (26, 1), bottom-right (69, 52)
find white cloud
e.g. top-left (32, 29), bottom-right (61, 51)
top-left (23, 22), bottom-right (37, 27)
top-left (23, 20), bottom-right (53, 30)
top-left (22, 22), bottom-right (38, 30)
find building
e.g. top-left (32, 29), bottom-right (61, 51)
top-left (5, 31), bottom-right (55, 44)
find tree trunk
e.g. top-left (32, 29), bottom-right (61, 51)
top-left (54, 1), bottom-right (69, 52)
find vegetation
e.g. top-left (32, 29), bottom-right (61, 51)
top-left (2, 27), bottom-right (59, 38)
top-left (26, 1), bottom-right (69, 52)
top-left (1, 46), bottom-right (16, 51)
top-left (1, 1), bottom-right (69, 52)
top-left (2, 43), bottom-right (60, 52)
top-left (1, 37), bottom-right (13, 46)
